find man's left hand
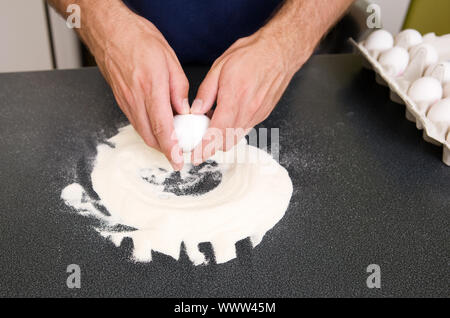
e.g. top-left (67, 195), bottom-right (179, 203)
top-left (190, 30), bottom-right (303, 164)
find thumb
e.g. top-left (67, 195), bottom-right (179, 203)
top-left (191, 65), bottom-right (222, 114)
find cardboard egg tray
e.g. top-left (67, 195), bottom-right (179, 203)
top-left (350, 30), bottom-right (450, 166)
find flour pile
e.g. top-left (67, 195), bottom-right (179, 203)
top-left (61, 125), bottom-right (293, 265)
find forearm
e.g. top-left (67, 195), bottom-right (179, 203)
top-left (261, 0), bottom-right (355, 71)
top-left (47, 0), bottom-right (135, 57)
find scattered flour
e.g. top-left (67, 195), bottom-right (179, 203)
top-left (61, 125), bottom-right (293, 265)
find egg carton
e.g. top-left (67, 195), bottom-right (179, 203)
top-left (350, 29), bottom-right (450, 166)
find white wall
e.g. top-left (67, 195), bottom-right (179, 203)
top-left (48, 4), bottom-right (82, 69)
top-left (0, 0), bottom-right (409, 73)
top-left (369, 0), bottom-right (411, 33)
top-left (0, 0), bottom-right (82, 73)
top-left (0, 0), bottom-right (53, 72)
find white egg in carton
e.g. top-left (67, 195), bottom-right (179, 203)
top-left (350, 29), bottom-right (450, 166)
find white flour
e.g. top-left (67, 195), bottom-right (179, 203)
top-left (61, 125), bottom-right (293, 265)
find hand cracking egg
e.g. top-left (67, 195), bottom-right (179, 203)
top-left (174, 114), bottom-right (210, 153)
top-left (378, 46), bottom-right (410, 76)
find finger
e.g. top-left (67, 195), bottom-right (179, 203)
top-left (146, 70), bottom-right (184, 171)
top-left (191, 61), bottom-right (224, 114)
top-left (109, 69), bottom-right (160, 149)
top-left (134, 99), bottom-right (160, 149)
top-left (192, 93), bottom-right (239, 165)
top-left (167, 57), bottom-right (190, 115)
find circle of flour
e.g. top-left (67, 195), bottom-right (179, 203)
top-left (62, 125), bottom-right (293, 265)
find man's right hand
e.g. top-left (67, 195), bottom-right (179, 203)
top-left (78, 1), bottom-right (188, 170)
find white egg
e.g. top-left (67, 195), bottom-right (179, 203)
top-left (427, 98), bottom-right (450, 137)
top-left (364, 29), bottom-right (394, 52)
top-left (409, 43), bottom-right (439, 67)
top-left (378, 46), bottom-right (410, 76)
top-left (394, 29), bottom-right (422, 48)
top-left (408, 77), bottom-right (443, 104)
top-left (173, 114), bottom-right (210, 153)
top-left (444, 82), bottom-right (450, 98)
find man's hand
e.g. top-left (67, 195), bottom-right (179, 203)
top-left (191, 0), bottom-right (355, 163)
top-left (95, 15), bottom-right (188, 170)
top-left (49, 0), bottom-right (188, 170)
top-left (190, 30), bottom-right (299, 164)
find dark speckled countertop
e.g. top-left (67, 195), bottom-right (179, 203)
top-left (0, 54), bottom-right (448, 297)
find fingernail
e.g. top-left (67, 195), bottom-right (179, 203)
top-left (181, 98), bottom-right (190, 114)
top-left (191, 99), bottom-right (203, 114)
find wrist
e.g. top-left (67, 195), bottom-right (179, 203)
top-left (76, 0), bottom-right (134, 58)
top-left (258, 25), bottom-right (314, 75)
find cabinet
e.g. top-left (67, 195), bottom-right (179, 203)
top-left (0, 0), bottom-right (81, 73)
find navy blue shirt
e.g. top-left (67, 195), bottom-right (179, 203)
top-left (124, 0), bottom-right (283, 64)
